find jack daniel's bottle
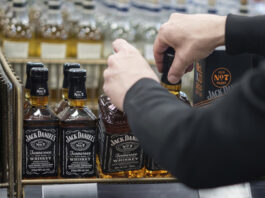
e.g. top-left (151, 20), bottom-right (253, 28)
top-left (23, 68), bottom-right (59, 178)
top-left (24, 62), bottom-right (44, 112)
top-left (97, 95), bottom-right (145, 178)
top-left (60, 69), bottom-right (97, 178)
top-left (145, 47), bottom-right (190, 177)
top-left (53, 63), bottom-right (80, 115)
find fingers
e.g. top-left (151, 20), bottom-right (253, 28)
top-left (153, 32), bottom-right (170, 73)
top-left (112, 39), bottom-right (137, 54)
top-left (168, 52), bottom-right (193, 84)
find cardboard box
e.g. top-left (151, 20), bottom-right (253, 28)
top-left (193, 49), bottom-right (253, 106)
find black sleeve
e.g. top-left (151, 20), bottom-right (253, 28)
top-left (226, 14), bottom-right (265, 56)
top-left (124, 65), bottom-right (265, 189)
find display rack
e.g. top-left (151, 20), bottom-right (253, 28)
top-left (0, 53), bottom-right (177, 198)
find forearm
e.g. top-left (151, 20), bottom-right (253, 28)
top-left (124, 66), bottom-right (265, 188)
top-left (226, 14), bottom-right (265, 55)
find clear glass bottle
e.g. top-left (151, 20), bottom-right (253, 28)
top-left (103, 0), bottom-right (135, 58)
top-left (76, 0), bottom-right (104, 59)
top-left (98, 95), bottom-right (145, 178)
top-left (23, 67), bottom-right (59, 178)
top-left (36, 0), bottom-right (69, 58)
top-left (60, 69), bottom-right (97, 178)
top-left (140, 1), bottom-right (162, 62)
top-left (2, 0), bottom-right (35, 58)
top-left (52, 63), bottom-right (80, 115)
top-left (66, 0), bottom-right (82, 58)
top-left (24, 62), bottom-right (44, 112)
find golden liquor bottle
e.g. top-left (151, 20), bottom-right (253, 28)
top-left (66, 0), bottom-right (82, 58)
top-left (36, 0), bottom-right (69, 103)
top-left (2, 0), bottom-right (35, 59)
top-left (53, 63), bottom-right (80, 115)
top-left (60, 69), bottom-right (97, 178)
top-left (24, 62), bottom-right (44, 112)
top-left (97, 95), bottom-right (145, 178)
top-left (23, 67), bottom-right (59, 178)
top-left (145, 47), bottom-right (190, 178)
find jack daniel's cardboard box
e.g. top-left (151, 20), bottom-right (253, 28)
top-left (193, 48), bottom-right (253, 106)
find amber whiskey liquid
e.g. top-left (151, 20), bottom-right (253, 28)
top-left (23, 68), bottom-right (59, 178)
top-left (97, 95), bottom-right (145, 178)
top-left (60, 69), bottom-right (97, 178)
top-left (2, 0), bottom-right (35, 58)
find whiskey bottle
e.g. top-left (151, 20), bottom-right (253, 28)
top-left (2, 0), bottom-right (35, 58)
top-left (103, 0), bottom-right (135, 58)
top-left (24, 62), bottom-right (44, 111)
top-left (66, 0), bottom-right (82, 58)
top-left (98, 95), bottom-right (145, 178)
top-left (145, 47), bottom-right (190, 177)
top-left (60, 68), bottom-right (97, 178)
top-left (76, 0), bottom-right (103, 59)
top-left (36, 0), bottom-right (69, 58)
top-left (239, 0), bottom-right (249, 15)
top-left (23, 67), bottom-right (59, 178)
top-left (53, 63), bottom-right (80, 115)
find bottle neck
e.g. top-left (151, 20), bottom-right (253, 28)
top-left (62, 88), bottom-right (68, 100)
top-left (81, 9), bottom-right (96, 25)
top-left (25, 89), bottom-right (31, 100)
top-left (13, 6), bottom-right (29, 22)
top-left (69, 99), bottom-right (86, 108)
top-left (161, 82), bottom-right (181, 94)
top-left (47, 9), bottom-right (62, 24)
top-left (30, 96), bottom-right (49, 107)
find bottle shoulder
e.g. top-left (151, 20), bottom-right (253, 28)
top-left (60, 106), bottom-right (97, 123)
top-left (24, 106), bottom-right (59, 123)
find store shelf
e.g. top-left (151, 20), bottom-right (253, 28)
top-left (7, 58), bottom-right (156, 65)
top-left (22, 177), bottom-right (177, 185)
top-left (0, 183), bottom-right (9, 188)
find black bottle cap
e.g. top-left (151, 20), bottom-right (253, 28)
top-left (48, 0), bottom-right (61, 9)
top-left (161, 47), bottom-right (181, 85)
top-left (30, 68), bottom-right (49, 97)
top-left (68, 69), bottom-right (87, 100)
top-left (83, 0), bottom-right (95, 10)
top-left (62, 63), bottom-right (81, 89)
top-left (25, 62), bottom-right (44, 89)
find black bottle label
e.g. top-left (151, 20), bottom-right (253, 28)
top-left (145, 156), bottom-right (163, 171)
top-left (98, 119), bottom-right (144, 173)
top-left (23, 126), bottom-right (58, 177)
top-left (61, 127), bottom-right (96, 177)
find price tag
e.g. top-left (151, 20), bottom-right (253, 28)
top-left (41, 43), bottom-right (66, 59)
top-left (3, 40), bottom-right (29, 58)
top-left (42, 183), bottom-right (98, 198)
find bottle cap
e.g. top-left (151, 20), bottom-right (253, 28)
top-left (31, 67), bottom-right (48, 80)
top-left (63, 63), bottom-right (81, 89)
top-left (83, 0), bottom-right (95, 9)
top-left (13, 0), bottom-right (27, 7)
top-left (68, 68), bottom-right (86, 79)
top-left (68, 69), bottom-right (87, 100)
top-left (26, 62), bottom-right (44, 77)
top-left (30, 68), bottom-right (49, 97)
top-left (26, 62), bottom-right (44, 89)
top-left (48, 0), bottom-right (61, 9)
top-left (161, 47), bottom-right (181, 85)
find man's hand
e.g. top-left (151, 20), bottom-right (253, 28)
top-left (154, 13), bottom-right (226, 84)
top-left (103, 39), bottom-right (159, 111)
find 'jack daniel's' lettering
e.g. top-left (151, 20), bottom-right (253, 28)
top-left (25, 130), bottom-right (56, 142)
top-left (66, 131), bottom-right (95, 143)
top-left (110, 135), bottom-right (138, 147)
